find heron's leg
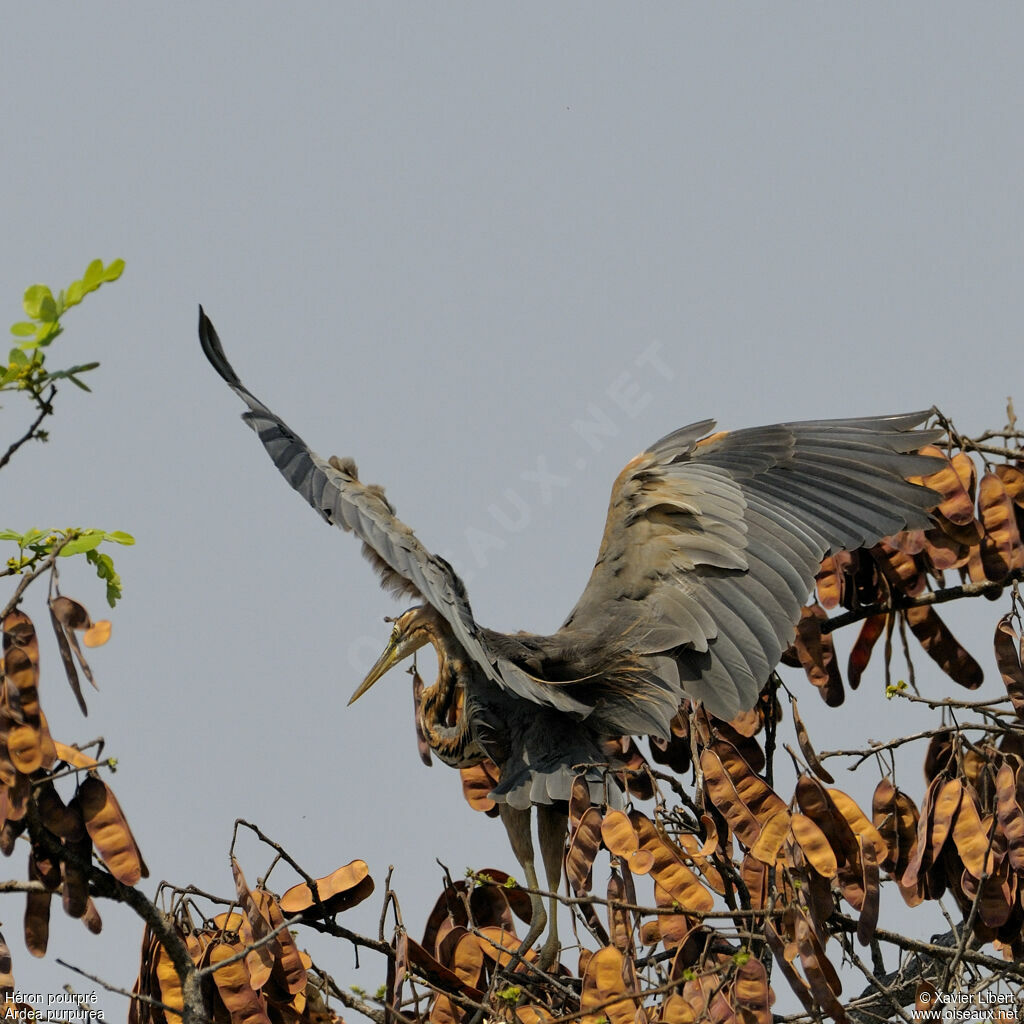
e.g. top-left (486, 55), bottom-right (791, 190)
top-left (536, 802), bottom-right (568, 969)
top-left (497, 803), bottom-right (547, 958)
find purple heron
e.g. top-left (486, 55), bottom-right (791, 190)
top-left (199, 308), bottom-right (940, 967)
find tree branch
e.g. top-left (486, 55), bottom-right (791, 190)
top-left (0, 385), bottom-right (56, 471)
top-left (834, 916), bottom-right (1024, 979)
top-left (822, 571), bottom-right (1023, 635)
top-left (26, 798), bottom-right (206, 1023)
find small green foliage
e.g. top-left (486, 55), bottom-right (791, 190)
top-left (86, 548), bottom-right (128, 607)
top-left (496, 986), bottom-right (522, 1005)
top-left (350, 986), bottom-right (367, 998)
top-left (374, 987), bottom-right (386, 1001)
top-left (733, 949), bottom-right (751, 966)
top-left (25, 284), bottom-right (58, 323)
top-left (5, 257), bottom-right (124, 398)
top-left (59, 532), bottom-right (105, 556)
top-left (2, 527), bottom-right (134, 606)
top-left (885, 680), bottom-right (908, 699)
top-left (681, 968), bottom-right (697, 982)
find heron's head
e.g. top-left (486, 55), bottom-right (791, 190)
top-left (348, 606), bottom-right (442, 705)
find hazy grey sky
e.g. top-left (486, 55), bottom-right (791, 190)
top-left (2, 3), bottom-right (1022, 1004)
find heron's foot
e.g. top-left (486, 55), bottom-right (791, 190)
top-left (536, 931), bottom-right (560, 972)
top-left (515, 896), bottom-right (546, 962)
top-left (514, 896), bottom-right (560, 971)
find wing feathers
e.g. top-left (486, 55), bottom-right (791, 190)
top-left (746, 473), bottom-right (907, 550)
top-left (700, 581), bottom-right (773, 681)
top-left (198, 309), bottom-right (504, 688)
top-left (202, 308), bottom-right (939, 730)
top-left (564, 409), bottom-right (941, 721)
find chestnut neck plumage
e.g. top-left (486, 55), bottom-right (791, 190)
top-left (416, 614), bottom-right (487, 769)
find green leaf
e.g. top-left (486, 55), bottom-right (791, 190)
top-left (0, 529), bottom-right (26, 541)
top-left (33, 320), bottom-right (62, 346)
top-left (102, 259), bottom-right (125, 282)
top-left (47, 366), bottom-right (98, 390)
top-left (49, 361), bottom-right (100, 377)
top-left (23, 284), bottom-right (57, 322)
top-left (65, 280), bottom-right (85, 308)
top-left (88, 550), bottom-right (114, 579)
top-left (102, 531), bottom-right (135, 545)
top-left (86, 549), bottom-right (123, 606)
top-left (8, 348), bottom-right (29, 367)
top-left (58, 533), bottom-right (104, 556)
top-left (10, 322), bottom-right (36, 337)
top-left (82, 259), bottom-right (103, 291)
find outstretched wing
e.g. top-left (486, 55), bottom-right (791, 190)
top-left (199, 309), bottom-right (593, 716)
top-left (560, 413), bottom-right (943, 722)
top-left (198, 311), bottom-right (486, 655)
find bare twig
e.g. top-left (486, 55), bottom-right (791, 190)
top-left (834, 916), bottom-right (1024, 979)
top-left (327, 986), bottom-right (387, 1024)
top-left (820, 721), bottom-right (1007, 767)
top-left (0, 385), bottom-right (56, 471)
top-left (821, 572), bottom-right (1024, 635)
top-left (54, 960), bottom-right (160, 1020)
top-left (842, 939), bottom-right (915, 1024)
top-left (0, 879), bottom-right (50, 894)
top-left (1, 543), bottom-right (64, 619)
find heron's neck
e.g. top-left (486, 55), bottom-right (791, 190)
top-left (418, 623), bottom-right (480, 767)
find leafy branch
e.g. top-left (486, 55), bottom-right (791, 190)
top-left (1, 257), bottom-right (124, 470)
top-left (1, 528), bottom-right (134, 607)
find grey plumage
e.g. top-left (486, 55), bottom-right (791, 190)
top-left (200, 307), bottom-right (942, 751)
top-left (200, 307), bottom-right (941, 967)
